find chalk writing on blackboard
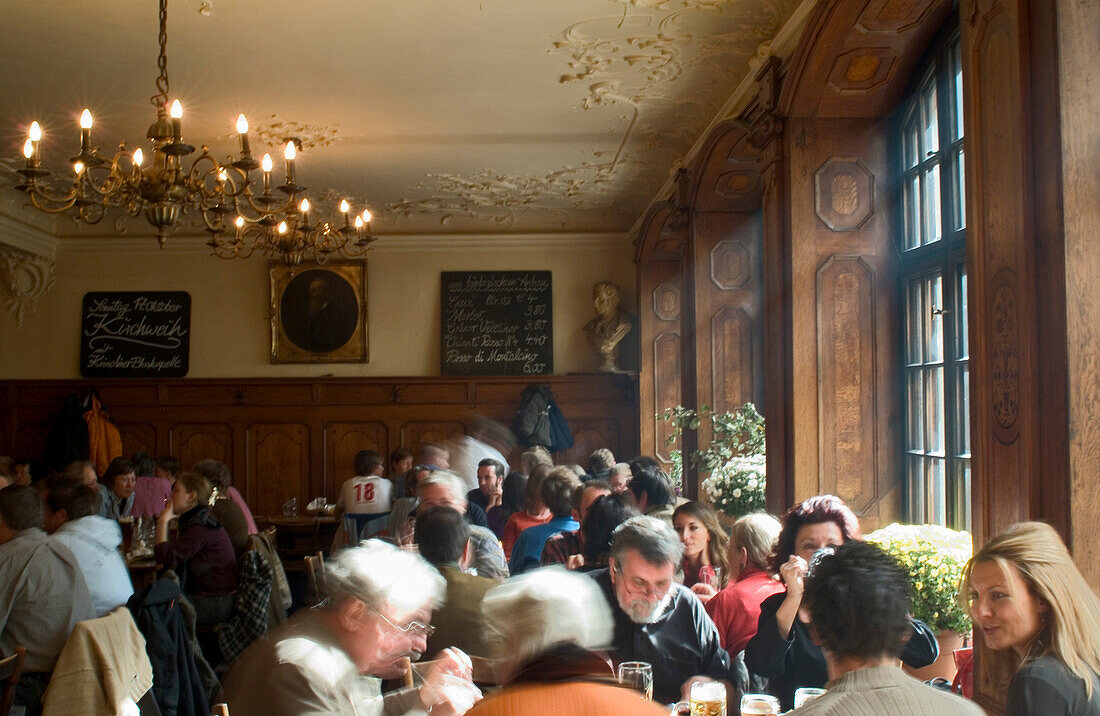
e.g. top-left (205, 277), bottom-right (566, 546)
top-left (80, 291), bottom-right (191, 378)
top-left (440, 271), bottom-right (552, 376)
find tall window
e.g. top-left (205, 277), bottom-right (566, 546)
top-left (896, 27), bottom-right (969, 530)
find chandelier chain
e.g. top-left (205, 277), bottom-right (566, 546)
top-left (150, 0), bottom-right (170, 110)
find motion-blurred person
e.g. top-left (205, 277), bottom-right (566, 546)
top-left (223, 540), bottom-right (481, 716)
top-left (466, 568), bottom-right (667, 716)
top-left (963, 521), bottom-right (1100, 716)
top-left (501, 464), bottom-right (552, 560)
top-left (608, 463), bottom-right (631, 494)
top-left (389, 447), bottom-right (414, 481)
top-left (13, 458), bottom-right (35, 486)
top-left (698, 513), bottom-right (784, 655)
top-left (592, 515), bottom-right (744, 703)
top-left (417, 471), bottom-right (508, 579)
top-left (416, 442), bottom-right (450, 471)
top-left (673, 501), bottom-right (730, 589)
top-left (790, 541), bottom-right (984, 715)
top-left (745, 494), bottom-right (937, 711)
top-left (97, 457), bottom-right (135, 520)
top-left (540, 480), bottom-right (611, 567)
top-left (62, 460), bottom-right (98, 488)
top-left (415, 506), bottom-right (494, 659)
top-left (42, 476), bottom-right (133, 616)
top-left (130, 450), bottom-right (173, 519)
top-left (0, 485), bottom-right (95, 716)
top-left (509, 466), bottom-right (581, 574)
top-left (518, 446), bottom-right (552, 476)
top-left (447, 416), bottom-right (513, 493)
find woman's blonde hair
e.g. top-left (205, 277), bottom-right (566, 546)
top-left (731, 512), bottom-right (782, 570)
top-left (673, 500), bottom-right (730, 588)
top-left (960, 521), bottom-right (1100, 697)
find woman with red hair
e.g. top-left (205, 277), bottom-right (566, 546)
top-left (744, 494), bottom-right (938, 711)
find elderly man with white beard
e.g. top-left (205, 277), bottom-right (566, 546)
top-left (590, 516), bottom-right (746, 704)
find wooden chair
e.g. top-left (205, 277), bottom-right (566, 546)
top-left (303, 551), bottom-right (326, 605)
top-left (0, 646), bottom-right (26, 716)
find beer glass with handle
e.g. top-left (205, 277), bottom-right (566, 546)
top-left (689, 680), bottom-right (726, 715)
top-left (738, 694), bottom-right (780, 716)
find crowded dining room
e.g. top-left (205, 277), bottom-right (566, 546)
top-left (0, 0), bottom-right (1097, 714)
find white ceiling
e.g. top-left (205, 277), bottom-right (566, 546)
top-left (0, 0), bottom-right (802, 241)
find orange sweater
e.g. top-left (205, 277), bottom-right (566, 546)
top-left (466, 681), bottom-right (669, 716)
top-left (501, 510), bottom-right (551, 560)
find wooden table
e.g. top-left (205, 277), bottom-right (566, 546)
top-left (127, 555), bottom-right (160, 590)
top-left (261, 515), bottom-right (341, 570)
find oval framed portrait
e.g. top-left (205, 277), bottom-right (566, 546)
top-left (270, 262), bottom-right (368, 363)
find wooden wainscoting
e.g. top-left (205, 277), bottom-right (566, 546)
top-left (0, 374), bottom-right (638, 519)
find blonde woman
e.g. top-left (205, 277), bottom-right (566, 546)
top-left (962, 521), bottom-right (1100, 715)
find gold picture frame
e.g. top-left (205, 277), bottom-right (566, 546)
top-left (270, 262), bottom-right (368, 363)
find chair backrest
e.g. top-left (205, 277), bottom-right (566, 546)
top-left (303, 552), bottom-right (326, 606)
top-left (0, 646), bottom-right (26, 716)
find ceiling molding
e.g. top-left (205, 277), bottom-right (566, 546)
top-left (0, 209), bottom-right (60, 259)
top-left (55, 231), bottom-right (632, 256)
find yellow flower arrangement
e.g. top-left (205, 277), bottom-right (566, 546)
top-left (867, 523), bottom-right (973, 635)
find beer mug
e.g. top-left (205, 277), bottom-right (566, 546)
top-left (794, 687), bottom-right (826, 708)
top-left (738, 693), bottom-right (780, 716)
top-left (617, 661), bottom-right (653, 701)
top-left (689, 680), bottom-right (726, 715)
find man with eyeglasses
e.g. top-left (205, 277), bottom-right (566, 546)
top-left (223, 540), bottom-right (482, 715)
top-left (590, 516), bottom-right (746, 704)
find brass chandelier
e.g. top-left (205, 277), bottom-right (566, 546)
top-left (13, 0), bottom-right (376, 266)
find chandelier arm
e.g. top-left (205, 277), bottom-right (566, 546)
top-left (23, 186), bottom-right (80, 214)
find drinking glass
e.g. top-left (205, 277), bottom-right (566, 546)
top-left (617, 661), bottom-right (653, 701)
top-left (738, 693), bottom-right (780, 716)
top-left (689, 680), bottom-right (726, 715)
top-left (704, 566), bottom-right (723, 590)
top-left (794, 687), bottom-right (826, 708)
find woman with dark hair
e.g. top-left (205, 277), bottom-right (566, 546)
top-left (154, 472), bottom-right (239, 625)
top-left (673, 500), bottom-right (729, 589)
top-left (578, 492), bottom-right (639, 571)
top-left (744, 494), bottom-right (938, 711)
top-left (97, 457), bottom-right (136, 520)
top-left (488, 470), bottom-right (526, 539)
top-left (501, 464), bottom-right (552, 560)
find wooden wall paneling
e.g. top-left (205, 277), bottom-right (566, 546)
top-left (172, 423), bottom-right (234, 472)
top-left (785, 117), bottom-right (900, 529)
top-left (399, 421), bottom-right (467, 455)
top-left (816, 256), bottom-right (878, 511)
top-left (116, 422), bottom-right (157, 461)
top-left (553, 419), bottom-right (621, 468)
top-left (636, 202), bottom-right (683, 471)
top-left (14, 421), bottom-right (50, 462)
top-left (325, 421), bottom-right (388, 502)
top-left (247, 422), bottom-right (311, 519)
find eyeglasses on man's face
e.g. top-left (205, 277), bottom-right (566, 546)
top-left (369, 605), bottom-right (436, 639)
top-left (612, 562), bottom-right (672, 599)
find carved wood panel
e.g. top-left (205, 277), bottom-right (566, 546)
top-left (816, 257), bottom-right (878, 510)
top-left (711, 307), bottom-right (755, 415)
top-left (399, 421), bottom-right (466, 454)
top-left (13, 422), bottom-right (50, 462)
top-left (172, 423), bottom-right (233, 471)
top-left (247, 423), bottom-right (311, 519)
top-left (116, 422), bottom-right (156, 461)
top-left (638, 256), bottom-right (683, 469)
top-left (553, 419), bottom-right (622, 468)
top-left (326, 421), bottom-right (388, 495)
top-left (653, 332), bottom-right (682, 463)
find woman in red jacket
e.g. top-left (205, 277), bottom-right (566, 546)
top-left (155, 471), bottom-right (238, 625)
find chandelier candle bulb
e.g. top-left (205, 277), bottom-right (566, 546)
top-left (261, 153), bottom-right (273, 193)
top-left (22, 139), bottom-right (33, 168)
top-left (132, 148), bottom-right (144, 167)
top-left (235, 114), bottom-right (251, 156)
top-left (169, 99), bottom-right (182, 142)
top-left (284, 141), bottom-right (296, 184)
top-left (79, 109), bottom-right (92, 154)
top-left (28, 121), bottom-right (41, 164)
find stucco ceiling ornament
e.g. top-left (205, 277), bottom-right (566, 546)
top-left (388, 0), bottom-right (795, 231)
top-left (0, 245), bottom-right (55, 327)
top-left (236, 117), bottom-right (342, 151)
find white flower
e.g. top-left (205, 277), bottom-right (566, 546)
top-left (732, 488), bottom-right (742, 498)
top-left (747, 478), bottom-right (757, 489)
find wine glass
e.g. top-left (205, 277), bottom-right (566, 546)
top-left (617, 661), bottom-right (653, 700)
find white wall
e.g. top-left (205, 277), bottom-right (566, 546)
top-left (0, 234), bottom-right (636, 378)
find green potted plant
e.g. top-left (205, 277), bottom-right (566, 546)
top-left (658, 402), bottom-right (765, 520)
top-left (867, 523), bottom-right (973, 681)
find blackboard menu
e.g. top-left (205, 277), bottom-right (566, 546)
top-left (441, 271), bottom-right (552, 376)
top-left (80, 291), bottom-right (191, 378)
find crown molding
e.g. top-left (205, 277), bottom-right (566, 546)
top-left (55, 231), bottom-right (633, 257)
top-left (0, 209), bottom-right (60, 259)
